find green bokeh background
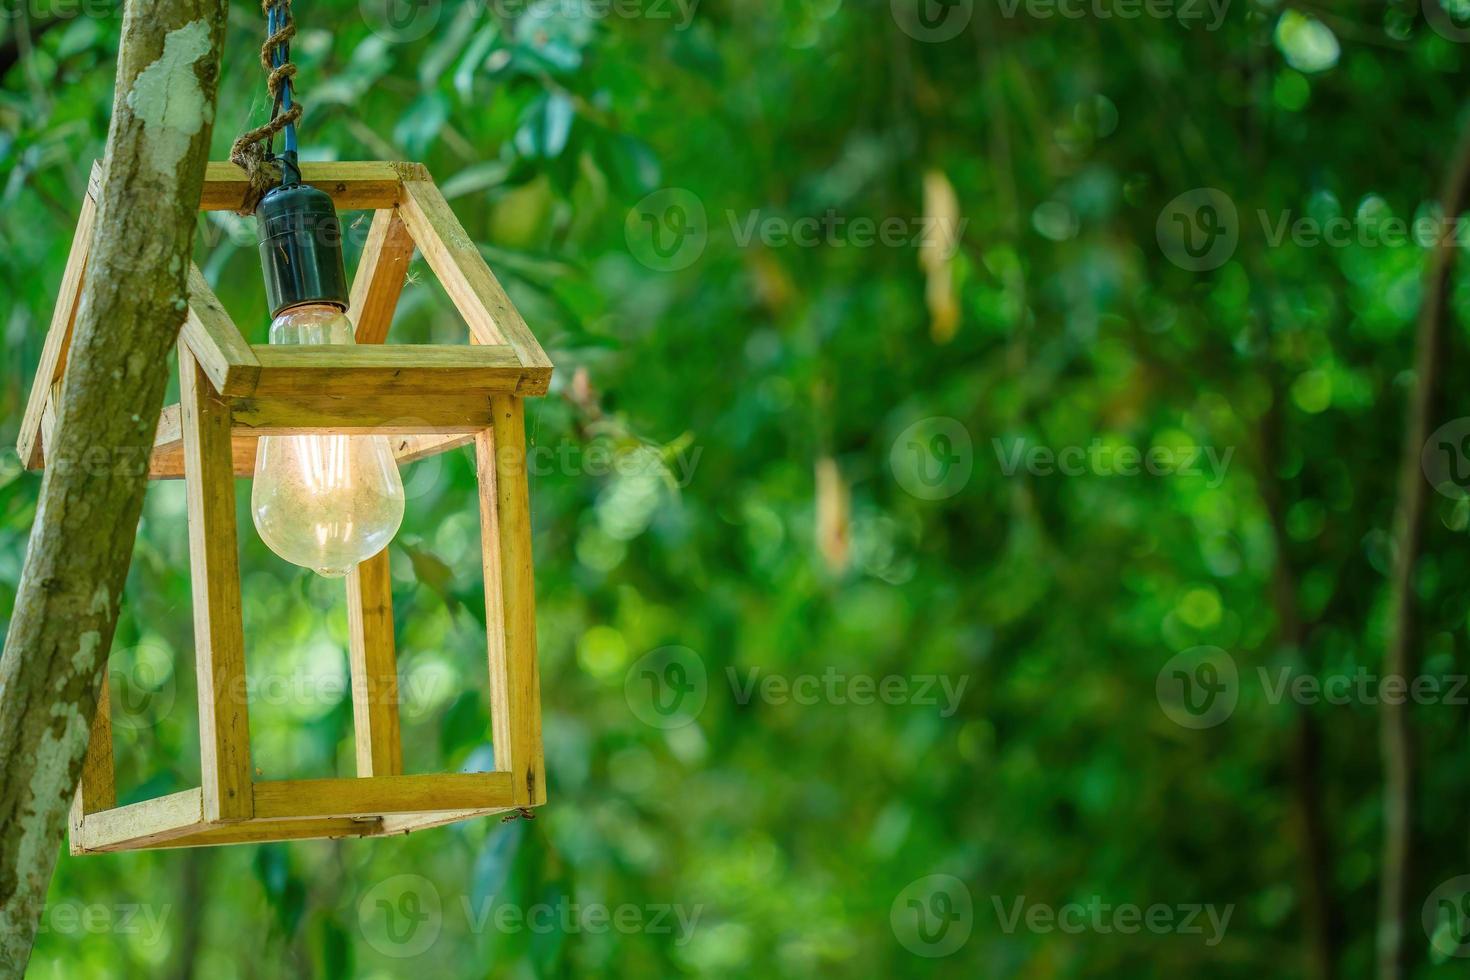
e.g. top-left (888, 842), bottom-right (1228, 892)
top-left (4, 0), bottom-right (1470, 976)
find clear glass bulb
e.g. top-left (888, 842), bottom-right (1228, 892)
top-left (250, 304), bottom-right (406, 578)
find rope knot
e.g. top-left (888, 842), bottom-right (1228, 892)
top-left (230, 0), bottom-right (301, 215)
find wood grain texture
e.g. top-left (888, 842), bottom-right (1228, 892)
top-left (74, 789), bottom-right (205, 853)
top-left (488, 396), bottom-right (546, 805)
top-left (149, 420), bottom-right (467, 478)
top-left (181, 264), bottom-right (260, 396)
top-left (399, 179), bottom-right (553, 383)
top-left (17, 193), bottom-right (96, 470)
top-left (350, 209), bottom-right (417, 344)
top-left (179, 347), bottom-right (253, 823)
top-left (252, 773), bottom-right (515, 819)
top-left (197, 161), bottom-right (419, 212)
top-left (475, 428), bottom-right (512, 775)
top-left (228, 390), bottom-right (498, 435)
top-left (346, 549), bottom-right (403, 778)
top-left (248, 343), bottom-right (528, 396)
top-left (67, 673), bottom-right (114, 855)
top-left (130, 817), bottom-right (382, 850)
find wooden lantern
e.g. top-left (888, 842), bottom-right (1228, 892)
top-left (18, 162), bottom-right (550, 853)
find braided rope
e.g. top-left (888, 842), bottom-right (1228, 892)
top-left (229, 0), bottom-right (301, 214)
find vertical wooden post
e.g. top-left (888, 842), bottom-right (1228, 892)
top-left (67, 674), bottom-right (114, 854)
top-left (346, 552), bottom-right (402, 777)
top-left (179, 346), bottom-right (253, 822)
top-left (475, 428), bottom-right (512, 775)
top-left (343, 211), bottom-right (411, 777)
top-left (485, 395), bottom-right (544, 804)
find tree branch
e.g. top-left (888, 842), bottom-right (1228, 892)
top-left (1378, 105), bottom-right (1470, 980)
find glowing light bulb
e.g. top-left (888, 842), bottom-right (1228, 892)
top-left (250, 304), bottom-right (405, 578)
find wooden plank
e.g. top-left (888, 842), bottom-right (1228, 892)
top-left (488, 396), bottom-right (546, 805)
top-left (252, 773), bottom-right (515, 819)
top-left (197, 161), bottom-right (415, 212)
top-left (247, 344), bottom-right (532, 398)
top-left (228, 390), bottom-right (497, 435)
top-left (375, 807), bottom-right (514, 836)
top-left (149, 426), bottom-right (467, 478)
top-left (398, 179), bottom-right (553, 387)
top-left (150, 404), bottom-right (258, 479)
top-left (350, 209), bottom-right (417, 344)
top-left (391, 432), bottom-right (476, 465)
top-left (76, 789), bottom-right (205, 853)
top-left (135, 817), bottom-right (382, 850)
top-left (181, 264), bottom-right (260, 396)
top-left (180, 347), bottom-right (254, 822)
top-left (38, 383), bottom-right (61, 465)
top-left (475, 428), bottom-right (512, 775)
top-left (19, 193), bottom-right (96, 469)
top-left (346, 549), bottom-right (402, 777)
top-left (68, 673), bottom-right (115, 855)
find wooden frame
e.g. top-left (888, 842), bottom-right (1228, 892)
top-left (22, 162), bottom-right (549, 853)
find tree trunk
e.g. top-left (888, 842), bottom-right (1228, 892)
top-left (0, 0), bottom-right (227, 973)
top-left (1378, 110), bottom-right (1470, 980)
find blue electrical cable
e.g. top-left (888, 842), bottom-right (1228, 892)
top-left (268, 1), bottom-right (300, 186)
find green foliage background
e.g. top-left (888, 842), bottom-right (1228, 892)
top-left (3, 0), bottom-right (1470, 976)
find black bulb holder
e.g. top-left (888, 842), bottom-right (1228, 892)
top-left (255, 180), bottom-right (349, 319)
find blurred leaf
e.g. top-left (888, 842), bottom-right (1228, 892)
top-left (514, 92), bottom-right (574, 161)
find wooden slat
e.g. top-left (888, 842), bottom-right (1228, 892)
top-left (475, 428), bottom-right (512, 775)
top-left (181, 264), bottom-right (260, 396)
top-left (149, 426), bottom-right (467, 478)
top-left (150, 402), bottom-right (258, 478)
top-left (376, 807), bottom-right (513, 836)
top-left (135, 817), bottom-right (382, 851)
top-left (391, 432), bottom-right (475, 465)
top-left (248, 344), bottom-right (527, 397)
top-left (350, 209), bottom-right (417, 344)
top-left (228, 390), bottom-right (497, 435)
top-left (180, 347), bottom-right (254, 822)
top-left (75, 789), bottom-right (205, 853)
top-left (19, 193), bottom-right (95, 469)
top-left (197, 161), bottom-right (415, 212)
top-left (68, 674), bottom-right (115, 855)
top-left (398, 179), bottom-right (553, 390)
top-left (252, 773), bottom-right (515, 819)
top-left (488, 396), bottom-right (546, 805)
top-left (346, 550), bottom-right (402, 777)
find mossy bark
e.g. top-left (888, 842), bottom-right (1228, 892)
top-left (0, 0), bottom-right (227, 973)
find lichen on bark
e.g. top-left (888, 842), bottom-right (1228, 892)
top-left (0, 0), bottom-right (229, 974)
